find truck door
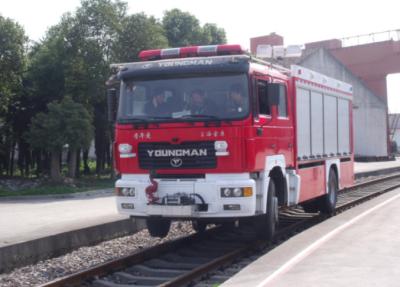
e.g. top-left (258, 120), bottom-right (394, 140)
top-left (252, 78), bottom-right (275, 164)
top-left (252, 77), bottom-right (294, 168)
top-left (270, 80), bottom-right (294, 167)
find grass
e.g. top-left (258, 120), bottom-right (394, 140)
top-left (0, 177), bottom-right (114, 197)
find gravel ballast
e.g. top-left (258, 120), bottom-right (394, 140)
top-left (0, 221), bottom-right (194, 287)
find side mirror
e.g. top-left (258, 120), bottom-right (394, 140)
top-left (267, 83), bottom-right (281, 106)
top-left (107, 88), bottom-right (118, 123)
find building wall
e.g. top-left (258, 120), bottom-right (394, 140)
top-left (330, 40), bottom-right (400, 101)
top-left (299, 49), bottom-right (388, 157)
top-left (250, 33), bottom-right (284, 55)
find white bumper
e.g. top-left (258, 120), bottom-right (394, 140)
top-left (116, 173), bottom-right (256, 218)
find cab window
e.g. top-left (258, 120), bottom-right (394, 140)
top-left (278, 84), bottom-right (288, 117)
top-left (257, 80), bottom-right (270, 116)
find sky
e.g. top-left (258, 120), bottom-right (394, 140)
top-left (1, 0), bottom-right (399, 112)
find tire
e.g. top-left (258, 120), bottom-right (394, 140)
top-left (257, 178), bottom-right (279, 241)
top-left (146, 218), bottom-right (171, 238)
top-left (192, 220), bottom-right (207, 233)
top-left (318, 169), bottom-right (338, 215)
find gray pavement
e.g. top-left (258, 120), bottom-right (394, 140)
top-left (0, 190), bottom-right (145, 272)
top-left (354, 156), bottom-right (400, 174)
top-left (222, 187), bottom-right (400, 287)
top-left (0, 193), bottom-right (125, 247)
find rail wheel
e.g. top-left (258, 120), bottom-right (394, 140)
top-left (257, 178), bottom-right (279, 241)
top-left (192, 220), bottom-right (207, 233)
top-left (318, 169), bottom-right (338, 215)
top-left (146, 217), bottom-right (171, 238)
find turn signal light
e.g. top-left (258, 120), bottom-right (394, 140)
top-left (243, 187), bottom-right (253, 197)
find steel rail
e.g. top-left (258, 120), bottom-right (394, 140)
top-left (39, 228), bottom-right (221, 287)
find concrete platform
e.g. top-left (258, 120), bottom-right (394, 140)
top-left (0, 191), bottom-right (127, 247)
top-left (354, 156), bottom-right (400, 178)
top-left (0, 190), bottom-right (144, 272)
top-left (222, 187), bottom-right (400, 287)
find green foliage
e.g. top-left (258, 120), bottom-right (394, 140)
top-left (114, 13), bottom-right (168, 61)
top-left (201, 23), bottom-right (226, 45)
top-left (26, 97), bottom-right (93, 152)
top-left (162, 9), bottom-right (203, 47)
top-left (0, 177), bottom-right (114, 197)
top-left (162, 9), bottom-right (227, 47)
top-left (0, 15), bottom-right (27, 114)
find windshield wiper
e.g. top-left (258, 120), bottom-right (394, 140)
top-left (178, 114), bottom-right (221, 120)
top-left (148, 116), bottom-right (173, 120)
top-left (118, 118), bottom-right (148, 123)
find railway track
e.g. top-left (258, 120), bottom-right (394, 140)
top-left (40, 173), bottom-right (400, 287)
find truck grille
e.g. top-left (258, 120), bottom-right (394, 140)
top-left (138, 141), bottom-right (216, 169)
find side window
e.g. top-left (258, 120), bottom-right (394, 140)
top-left (257, 80), bottom-right (270, 116)
top-left (278, 84), bottom-right (288, 117)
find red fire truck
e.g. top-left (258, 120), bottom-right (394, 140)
top-left (108, 44), bottom-right (354, 239)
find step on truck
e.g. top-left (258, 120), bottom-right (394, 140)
top-left (107, 44), bottom-right (354, 239)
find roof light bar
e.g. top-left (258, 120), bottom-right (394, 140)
top-left (138, 44), bottom-right (245, 61)
top-left (198, 45), bottom-right (218, 56)
top-left (138, 49), bottom-right (162, 61)
top-left (161, 48), bottom-right (180, 58)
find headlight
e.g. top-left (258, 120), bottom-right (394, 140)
top-left (232, 188), bottom-right (243, 197)
top-left (118, 143), bottom-right (132, 154)
top-left (215, 141), bottom-right (229, 156)
top-left (222, 188), bottom-right (232, 197)
top-left (117, 187), bottom-right (135, 197)
top-left (118, 143), bottom-right (136, 158)
top-left (214, 140), bottom-right (228, 151)
top-left (220, 187), bottom-right (252, 197)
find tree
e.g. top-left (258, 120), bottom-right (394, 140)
top-left (0, 15), bottom-right (26, 115)
top-left (0, 15), bottom-right (27, 175)
top-left (26, 97), bottom-right (93, 181)
top-left (62, 97), bottom-right (94, 177)
top-left (27, 0), bottom-right (126, 176)
top-left (162, 9), bottom-right (203, 47)
top-left (114, 13), bottom-right (168, 61)
top-left (201, 23), bottom-right (226, 45)
top-left (74, 0), bottom-right (127, 174)
top-left (162, 9), bottom-right (227, 47)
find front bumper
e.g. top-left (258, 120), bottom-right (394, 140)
top-left (115, 173), bottom-right (256, 219)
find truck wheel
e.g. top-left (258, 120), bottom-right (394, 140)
top-left (146, 218), bottom-right (171, 238)
top-left (192, 220), bottom-right (207, 233)
top-left (319, 170), bottom-right (338, 215)
top-left (257, 178), bottom-right (279, 241)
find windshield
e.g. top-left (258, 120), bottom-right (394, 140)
top-left (117, 74), bottom-right (249, 123)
